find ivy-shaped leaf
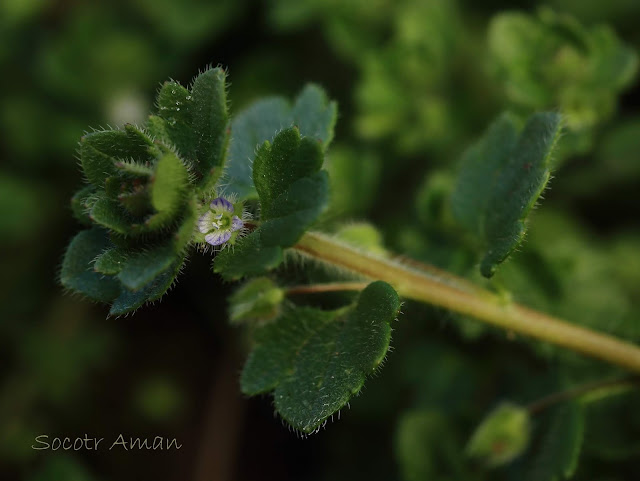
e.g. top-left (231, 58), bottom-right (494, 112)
top-left (254, 126), bottom-right (328, 247)
top-left (241, 281), bottom-right (400, 433)
top-left (451, 112), bottom-right (562, 277)
top-left (214, 127), bottom-right (329, 280)
top-left (526, 401), bottom-right (584, 481)
top-left (225, 84), bottom-right (337, 200)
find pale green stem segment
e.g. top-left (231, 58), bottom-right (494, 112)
top-left (294, 231), bottom-right (640, 374)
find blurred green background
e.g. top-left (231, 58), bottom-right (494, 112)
top-left (1, 0), bottom-right (639, 480)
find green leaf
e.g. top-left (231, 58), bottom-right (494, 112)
top-left (70, 185), bottom-right (95, 225)
top-left (93, 247), bottom-right (127, 275)
top-left (60, 229), bottom-right (120, 302)
top-left (253, 127), bottom-right (328, 247)
top-left (79, 125), bottom-right (154, 186)
top-left (213, 232), bottom-right (283, 281)
top-left (452, 114), bottom-right (519, 235)
top-left (226, 84), bottom-right (337, 200)
top-left (190, 66), bottom-right (230, 190)
top-left (150, 147), bottom-right (190, 215)
top-left (253, 127), bottom-right (324, 211)
top-left (149, 81), bottom-right (196, 161)
top-left (527, 401), bottom-right (584, 481)
top-left (466, 402), bottom-right (531, 467)
top-left (290, 84), bottom-right (338, 149)
top-left (240, 281), bottom-right (400, 433)
top-left (147, 68), bottom-right (229, 192)
top-left (228, 277), bottom-right (284, 324)
top-left (117, 244), bottom-right (176, 291)
top-left (109, 256), bottom-right (184, 317)
top-left (89, 194), bottom-right (132, 235)
top-left (259, 171), bottom-right (329, 247)
top-left (451, 112), bottom-right (562, 277)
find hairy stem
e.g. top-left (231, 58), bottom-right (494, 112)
top-left (527, 376), bottom-right (639, 415)
top-left (294, 231), bottom-right (640, 373)
top-left (286, 282), bottom-right (368, 296)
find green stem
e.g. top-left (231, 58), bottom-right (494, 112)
top-left (285, 282), bottom-right (368, 296)
top-left (526, 376), bottom-right (639, 415)
top-left (294, 231), bottom-right (640, 374)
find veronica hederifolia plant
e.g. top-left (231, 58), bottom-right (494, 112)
top-left (61, 64), bottom-right (640, 447)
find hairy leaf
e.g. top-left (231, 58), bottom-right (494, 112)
top-left (226, 84), bottom-right (337, 199)
top-left (190, 67), bottom-right (229, 190)
top-left (254, 127), bottom-right (328, 247)
top-left (149, 81), bottom-right (195, 161)
top-left (109, 258), bottom-right (183, 316)
top-left (150, 147), bottom-right (190, 216)
top-left (451, 112), bottom-right (562, 277)
top-left (148, 67), bottom-right (229, 192)
top-left (60, 229), bottom-right (120, 302)
top-left (93, 247), bottom-right (127, 275)
top-left (70, 185), bottom-right (95, 226)
top-left (80, 125), bottom-right (154, 186)
top-left (117, 244), bottom-right (176, 291)
top-left (241, 281), bottom-right (400, 433)
top-left (213, 232), bottom-right (283, 281)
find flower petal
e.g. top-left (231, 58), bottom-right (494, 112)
top-left (210, 197), bottom-right (234, 213)
top-left (205, 230), bottom-right (232, 246)
top-left (230, 215), bottom-right (244, 232)
top-left (198, 211), bottom-right (215, 234)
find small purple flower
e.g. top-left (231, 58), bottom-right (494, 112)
top-left (198, 196), bottom-right (245, 247)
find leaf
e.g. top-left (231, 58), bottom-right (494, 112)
top-left (150, 147), bottom-right (190, 215)
top-left (253, 127), bottom-right (328, 247)
top-left (289, 84), bottom-right (337, 149)
top-left (70, 185), bottom-right (95, 225)
top-left (240, 281), bottom-right (400, 433)
top-left (226, 84), bottom-right (337, 200)
top-left (60, 229), bottom-right (120, 302)
top-left (466, 402), bottom-right (531, 467)
top-left (213, 232), bottom-right (283, 281)
top-left (149, 81), bottom-right (196, 161)
top-left (452, 114), bottom-right (519, 235)
top-left (93, 247), bottom-right (127, 275)
top-left (109, 256), bottom-right (184, 316)
top-left (259, 171), bottom-right (329, 247)
top-left (190, 66), bottom-right (230, 190)
top-left (117, 244), bottom-right (176, 291)
top-left (228, 277), bottom-right (284, 324)
top-left (89, 194), bottom-right (132, 235)
top-left (147, 68), bottom-right (229, 192)
top-left (527, 401), bottom-right (584, 481)
top-left (451, 112), bottom-right (562, 277)
top-left (79, 125), bottom-right (154, 186)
